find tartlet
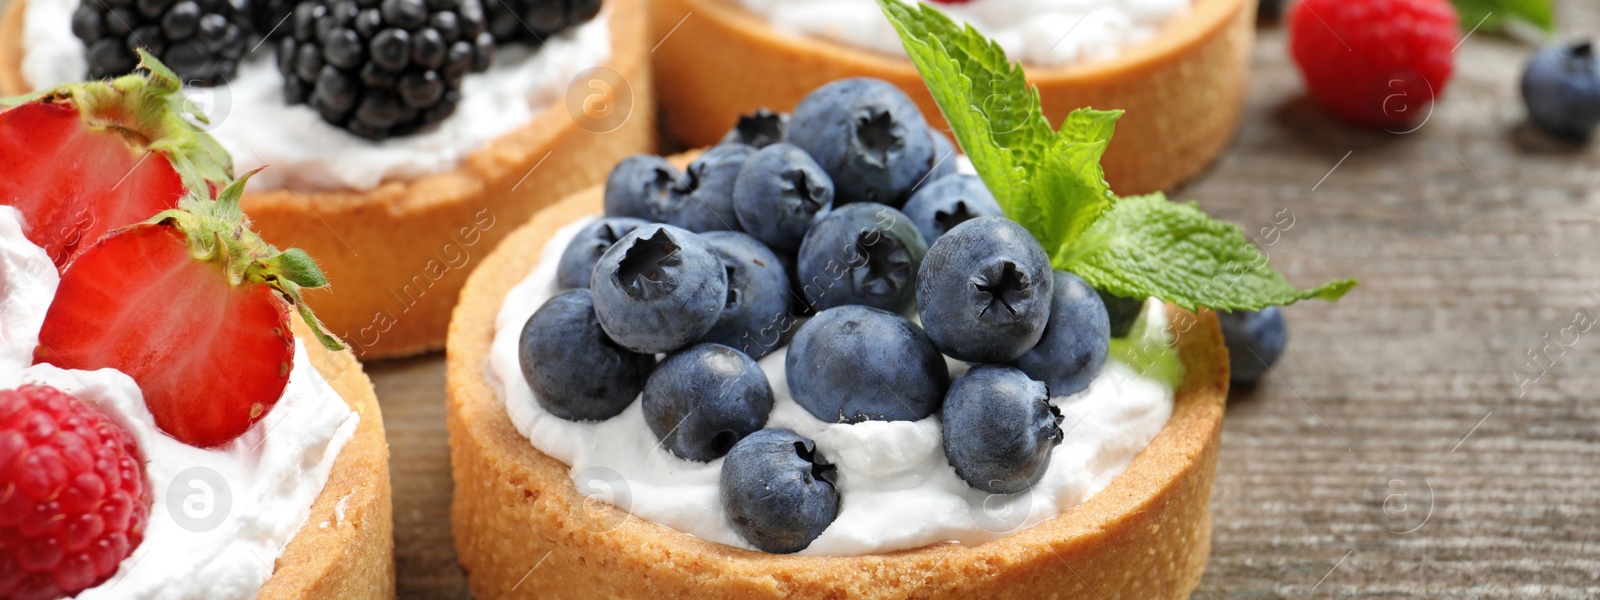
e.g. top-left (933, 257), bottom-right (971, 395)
top-left (648, 0), bottom-right (1253, 195)
top-left (0, 0), bottom-right (657, 359)
top-left (258, 317), bottom-right (395, 598)
top-left (445, 179), bottom-right (1230, 598)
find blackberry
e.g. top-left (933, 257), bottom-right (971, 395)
top-left (71, 0), bottom-right (250, 86)
top-left (250, 0), bottom-right (298, 38)
top-left (486, 0), bottom-right (600, 44)
top-left (277, 0), bottom-right (495, 140)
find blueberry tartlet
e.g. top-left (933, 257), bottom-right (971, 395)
top-left (0, 0), bottom-right (653, 358)
top-left (446, 7), bottom-right (1351, 597)
top-left (649, 0), bottom-right (1254, 195)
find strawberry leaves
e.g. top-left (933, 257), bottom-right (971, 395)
top-left (876, 0), bottom-right (1355, 312)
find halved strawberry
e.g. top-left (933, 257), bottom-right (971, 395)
top-left (33, 175), bottom-right (342, 448)
top-left (0, 52), bottom-right (231, 270)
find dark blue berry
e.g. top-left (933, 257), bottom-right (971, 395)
top-left (916, 216), bottom-right (1053, 363)
top-left (1522, 41), bottom-right (1600, 141)
top-left (671, 144), bottom-right (757, 232)
top-left (590, 224), bottom-right (728, 354)
top-left (787, 78), bottom-right (935, 207)
top-left (941, 365), bottom-right (1062, 494)
top-left (786, 305), bottom-right (948, 423)
top-left (732, 143), bottom-right (834, 253)
top-left (719, 107), bottom-right (789, 149)
top-left (1012, 271), bottom-right (1111, 396)
top-left (795, 203), bottom-right (926, 313)
top-left (603, 154), bottom-right (680, 222)
top-left (643, 344), bottom-right (773, 462)
top-left (1218, 307), bottom-right (1288, 386)
top-left (699, 231), bottom-right (795, 359)
top-left (900, 174), bottom-right (1002, 244)
top-left (518, 289), bottom-right (656, 421)
top-left (720, 428), bottom-right (839, 553)
top-left (556, 217), bottom-right (650, 290)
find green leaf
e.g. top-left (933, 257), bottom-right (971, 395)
top-left (1061, 194), bottom-right (1356, 312)
top-left (1451, 0), bottom-right (1554, 35)
top-left (876, 0), bottom-right (1355, 312)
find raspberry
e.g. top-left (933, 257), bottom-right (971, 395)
top-left (0, 385), bottom-right (150, 599)
top-left (1289, 0), bottom-right (1459, 129)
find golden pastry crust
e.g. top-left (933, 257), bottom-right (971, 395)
top-left (647, 0), bottom-right (1253, 195)
top-left (445, 179), bottom-right (1230, 599)
top-left (0, 0), bottom-right (657, 359)
top-left (258, 319), bottom-right (395, 599)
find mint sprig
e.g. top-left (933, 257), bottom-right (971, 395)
top-left (1451, 0), bottom-right (1554, 35)
top-left (877, 0), bottom-right (1354, 312)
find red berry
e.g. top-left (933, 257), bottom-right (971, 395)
top-left (1288, 0), bottom-right (1459, 129)
top-left (0, 385), bottom-right (149, 599)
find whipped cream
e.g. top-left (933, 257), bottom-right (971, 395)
top-left (0, 207), bottom-right (360, 599)
top-left (485, 216), bottom-right (1176, 556)
top-left (20, 0), bottom-right (612, 191)
top-left (734, 0), bottom-right (1190, 67)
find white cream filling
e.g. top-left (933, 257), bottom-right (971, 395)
top-left (0, 207), bottom-right (359, 599)
top-left (485, 215), bottom-right (1176, 556)
top-left (734, 0), bottom-right (1190, 67)
top-left (21, 0), bottom-right (612, 191)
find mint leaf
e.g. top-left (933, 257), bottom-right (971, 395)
top-left (1062, 194), bottom-right (1356, 311)
top-left (877, 0), bottom-right (1355, 312)
top-left (875, 0), bottom-right (1112, 253)
top-left (1452, 0), bottom-right (1554, 34)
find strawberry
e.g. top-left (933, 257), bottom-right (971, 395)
top-left (32, 175), bottom-right (344, 449)
top-left (0, 51), bottom-right (232, 270)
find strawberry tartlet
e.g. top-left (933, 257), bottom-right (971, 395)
top-left (0, 0), bottom-right (655, 358)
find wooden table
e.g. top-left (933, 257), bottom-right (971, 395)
top-left (363, 8), bottom-right (1600, 598)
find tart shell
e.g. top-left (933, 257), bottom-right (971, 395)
top-left (0, 0), bottom-right (657, 360)
top-left (647, 0), bottom-right (1253, 196)
top-left (445, 177), bottom-right (1230, 598)
top-left (260, 318), bottom-right (396, 598)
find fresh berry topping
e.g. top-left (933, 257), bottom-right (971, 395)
top-left (940, 365), bottom-right (1062, 494)
top-left (555, 217), bottom-right (650, 290)
top-left (0, 55), bottom-right (233, 269)
top-left (787, 78), bottom-right (935, 207)
top-left (33, 176), bottom-right (343, 448)
top-left (796, 203), bottom-right (927, 313)
top-left (0, 385), bottom-right (150, 598)
top-left (1288, 0), bottom-right (1458, 129)
top-left (250, 0), bottom-right (298, 39)
top-left (718, 107), bottom-right (789, 149)
top-left (900, 173), bottom-right (1001, 244)
top-left (1013, 271), bottom-right (1111, 397)
top-left (603, 154), bottom-right (681, 222)
top-left (486, 0), bottom-right (601, 44)
top-left (276, 0), bottom-right (494, 140)
top-left (72, 0), bottom-right (249, 86)
top-left (698, 231), bottom-right (793, 359)
top-left (590, 224), bottom-right (728, 354)
top-left (673, 144), bottom-right (756, 232)
top-left (642, 344), bottom-right (772, 462)
top-left (732, 143), bottom-right (834, 253)
top-left (1521, 41), bottom-right (1600, 141)
top-left (518, 289), bottom-right (656, 421)
top-left (917, 216), bottom-right (1053, 363)
top-left (720, 428), bottom-right (838, 553)
top-left (785, 305), bottom-right (948, 423)
top-left (1218, 306), bottom-right (1288, 386)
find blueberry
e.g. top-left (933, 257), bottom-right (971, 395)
top-left (916, 216), bottom-right (1053, 363)
top-left (1522, 41), bottom-right (1600, 141)
top-left (1012, 271), bottom-right (1111, 396)
top-left (941, 365), bottom-right (1063, 494)
top-left (786, 305), bottom-right (948, 423)
top-left (671, 144), bottom-right (758, 232)
top-left (925, 129), bottom-right (959, 182)
top-left (642, 344), bottom-right (773, 462)
top-left (720, 428), bottom-right (839, 553)
top-left (555, 217), bottom-right (650, 290)
top-left (1099, 289), bottom-right (1145, 339)
top-left (900, 174), bottom-right (1002, 243)
top-left (518, 289), bottom-right (656, 421)
top-left (732, 143), bottom-right (835, 253)
top-left (796, 203), bottom-right (927, 313)
top-left (719, 107), bottom-right (789, 149)
top-left (603, 154), bottom-right (680, 221)
top-left (787, 78), bottom-right (935, 207)
top-left (700, 231), bottom-right (796, 359)
top-left (590, 224), bottom-right (728, 354)
top-left (1218, 307), bottom-right (1288, 386)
